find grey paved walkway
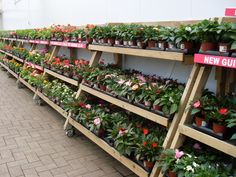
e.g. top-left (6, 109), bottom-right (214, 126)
top-left (0, 69), bottom-right (136, 177)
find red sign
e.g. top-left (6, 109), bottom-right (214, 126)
top-left (225, 8), bottom-right (236, 16)
top-left (25, 61), bottom-right (44, 71)
top-left (194, 54), bottom-right (236, 69)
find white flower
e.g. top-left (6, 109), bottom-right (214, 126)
top-left (185, 26), bottom-right (192, 31)
top-left (85, 104), bottom-right (91, 109)
top-left (125, 80), bottom-right (132, 86)
top-left (186, 154), bottom-right (192, 158)
top-left (192, 162), bottom-right (199, 168)
top-left (186, 165), bottom-right (194, 173)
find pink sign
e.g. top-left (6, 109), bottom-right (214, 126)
top-left (225, 8), bottom-right (236, 16)
top-left (39, 40), bottom-right (49, 45)
top-left (194, 54), bottom-right (236, 69)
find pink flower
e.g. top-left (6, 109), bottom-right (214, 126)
top-left (175, 149), bottom-right (184, 159)
top-left (85, 104), bottom-right (91, 109)
top-left (193, 100), bottom-right (201, 108)
top-left (138, 75), bottom-right (146, 82)
top-left (193, 143), bottom-right (202, 150)
top-left (119, 128), bottom-right (128, 135)
top-left (118, 79), bottom-right (125, 85)
top-left (93, 117), bottom-right (101, 125)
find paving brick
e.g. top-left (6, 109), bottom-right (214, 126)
top-left (8, 166), bottom-right (24, 177)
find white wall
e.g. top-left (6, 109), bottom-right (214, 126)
top-left (1, 0), bottom-right (236, 30)
top-left (2, 0), bottom-right (236, 92)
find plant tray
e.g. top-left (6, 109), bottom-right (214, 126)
top-left (150, 108), bottom-right (173, 119)
top-left (146, 47), bottom-right (165, 51)
top-left (191, 124), bottom-right (230, 140)
top-left (199, 51), bottom-right (230, 56)
top-left (92, 42), bottom-right (113, 46)
top-left (131, 158), bottom-right (151, 173)
top-left (103, 137), bottom-right (115, 147)
top-left (118, 96), bottom-right (133, 103)
top-left (166, 48), bottom-right (190, 54)
top-left (133, 102), bottom-right (150, 110)
top-left (82, 83), bottom-right (93, 88)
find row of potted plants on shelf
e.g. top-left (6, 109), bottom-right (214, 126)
top-left (64, 95), bottom-right (167, 171)
top-left (77, 64), bottom-right (184, 118)
top-left (0, 20), bottom-right (236, 53)
top-left (0, 57), bottom-right (23, 74)
top-left (44, 55), bottom-right (89, 79)
top-left (190, 90), bottom-right (236, 140)
top-left (157, 142), bottom-right (235, 177)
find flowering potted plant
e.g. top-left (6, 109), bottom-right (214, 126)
top-left (157, 149), bottom-right (185, 177)
top-left (143, 26), bottom-right (159, 48)
top-left (136, 129), bottom-right (164, 171)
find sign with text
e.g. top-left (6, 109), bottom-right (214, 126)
top-left (194, 54), bottom-right (236, 69)
top-left (225, 8), bottom-right (236, 16)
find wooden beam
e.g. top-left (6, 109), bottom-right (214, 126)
top-left (170, 65), bottom-right (212, 149)
top-left (150, 64), bottom-right (201, 177)
top-left (89, 51), bottom-right (102, 67)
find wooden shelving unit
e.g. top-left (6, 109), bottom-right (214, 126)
top-left (68, 117), bottom-right (149, 177)
top-left (80, 84), bottom-right (170, 127)
top-left (44, 68), bottom-right (79, 86)
top-left (2, 17), bottom-right (235, 177)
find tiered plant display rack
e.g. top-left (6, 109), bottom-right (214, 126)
top-left (1, 17), bottom-right (235, 177)
top-left (0, 37), bottom-right (88, 119)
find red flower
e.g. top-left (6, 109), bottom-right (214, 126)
top-left (152, 142), bottom-right (158, 148)
top-left (79, 102), bottom-right (86, 108)
top-left (193, 100), bottom-right (201, 108)
top-left (156, 90), bottom-right (161, 94)
top-left (143, 142), bottom-right (147, 146)
top-left (218, 108), bottom-right (228, 115)
top-left (143, 128), bottom-right (149, 135)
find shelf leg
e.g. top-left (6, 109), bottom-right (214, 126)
top-left (151, 63), bottom-right (201, 177)
top-left (170, 65), bottom-right (212, 149)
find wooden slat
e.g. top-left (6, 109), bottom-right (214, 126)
top-left (0, 62), bottom-right (9, 70)
top-left (170, 65), bottom-right (212, 149)
top-left (179, 125), bottom-right (236, 158)
top-left (0, 50), bottom-right (24, 63)
top-left (7, 68), bottom-right (18, 79)
top-left (81, 85), bottom-right (169, 127)
top-left (19, 77), bottom-right (36, 93)
top-left (88, 45), bottom-right (185, 61)
top-left (68, 118), bottom-right (149, 177)
top-left (45, 68), bottom-right (78, 86)
top-left (36, 91), bottom-right (68, 118)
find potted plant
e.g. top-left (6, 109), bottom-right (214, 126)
top-left (175, 24), bottom-right (197, 52)
top-left (157, 149), bottom-right (185, 177)
top-left (217, 22), bottom-right (236, 53)
top-left (194, 19), bottom-right (219, 52)
top-left (143, 26), bottom-right (159, 48)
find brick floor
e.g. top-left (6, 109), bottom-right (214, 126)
top-left (0, 69), bottom-right (137, 177)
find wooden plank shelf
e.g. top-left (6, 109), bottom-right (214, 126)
top-left (88, 44), bottom-right (190, 62)
top-left (80, 84), bottom-right (170, 127)
top-left (36, 91), bottom-right (68, 118)
top-left (68, 117), bottom-right (149, 177)
top-left (0, 62), bottom-right (18, 78)
top-left (44, 68), bottom-right (79, 86)
top-left (178, 124), bottom-right (236, 158)
top-left (0, 62), bottom-right (9, 70)
top-left (19, 77), bottom-right (36, 93)
top-left (0, 50), bottom-right (24, 63)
